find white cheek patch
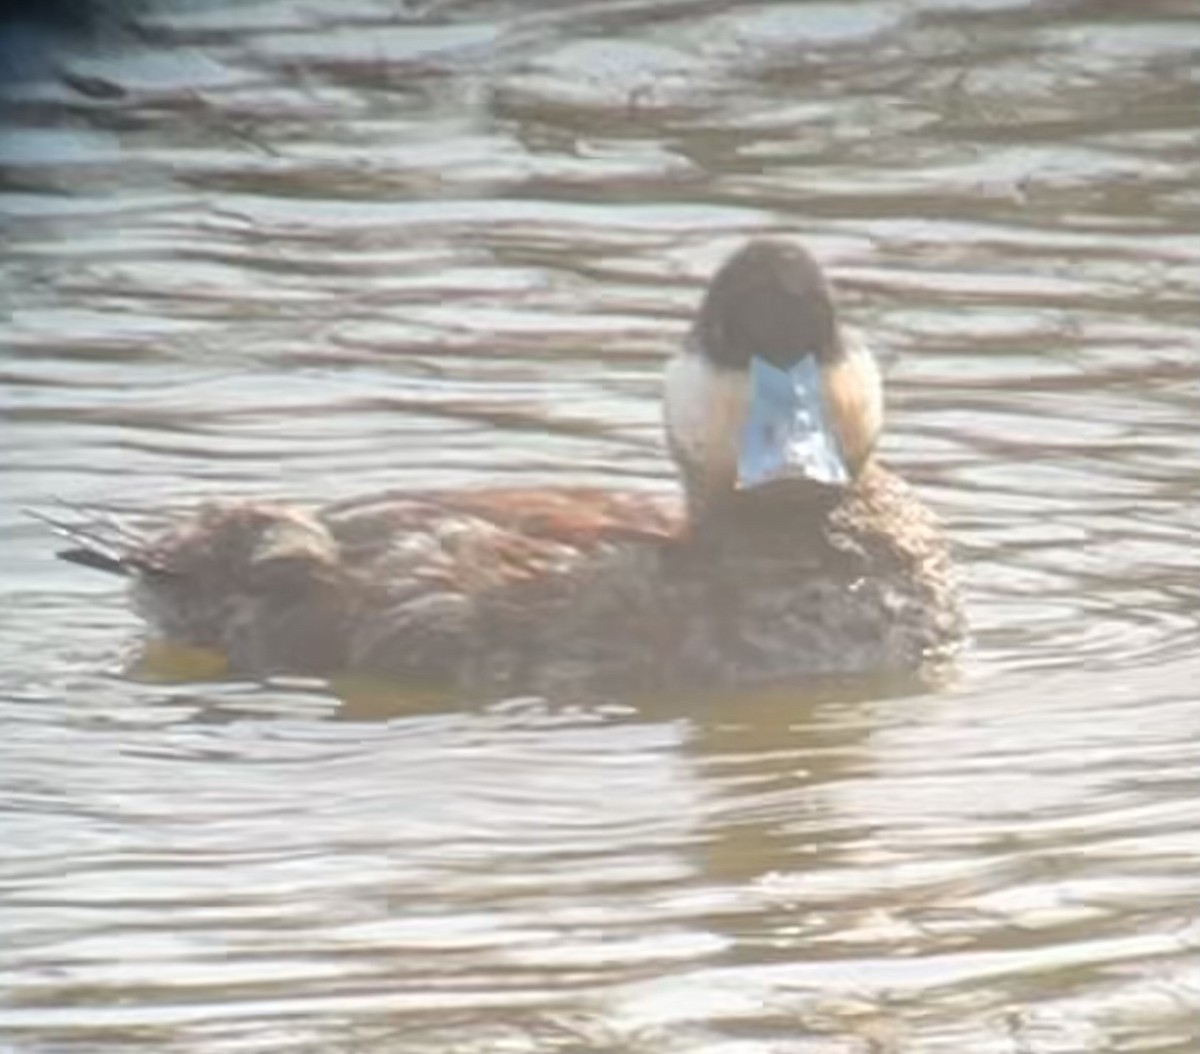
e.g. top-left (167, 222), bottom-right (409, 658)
top-left (663, 351), bottom-right (747, 493)
top-left (819, 332), bottom-right (883, 474)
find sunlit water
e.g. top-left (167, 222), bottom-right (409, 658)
top-left (2, 1), bottom-right (1198, 1051)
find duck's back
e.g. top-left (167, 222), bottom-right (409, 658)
top-left (318, 487), bottom-right (683, 689)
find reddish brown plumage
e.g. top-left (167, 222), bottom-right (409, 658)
top-left (49, 467), bottom-right (962, 696)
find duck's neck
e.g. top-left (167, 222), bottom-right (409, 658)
top-left (683, 471), bottom-right (864, 544)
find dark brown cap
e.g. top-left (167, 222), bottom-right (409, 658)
top-left (692, 239), bottom-right (842, 370)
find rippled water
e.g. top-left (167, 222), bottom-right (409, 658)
top-left (2, 1), bottom-right (1199, 1051)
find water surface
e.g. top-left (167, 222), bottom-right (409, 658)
top-left (2, 1), bottom-right (1198, 1051)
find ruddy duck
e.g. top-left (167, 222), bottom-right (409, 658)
top-left (44, 239), bottom-right (964, 694)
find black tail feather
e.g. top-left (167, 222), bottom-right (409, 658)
top-left (27, 503), bottom-right (164, 578)
top-left (57, 546), bottom-right (132, 577)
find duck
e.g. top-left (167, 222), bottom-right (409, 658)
top-left (44, 238), bottom-right (964, 696)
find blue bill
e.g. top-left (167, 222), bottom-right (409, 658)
top-left (737, 355), bottom-right (849, 489)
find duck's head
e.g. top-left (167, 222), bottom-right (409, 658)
top-left (664, 239), bottom-right (883, 514)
